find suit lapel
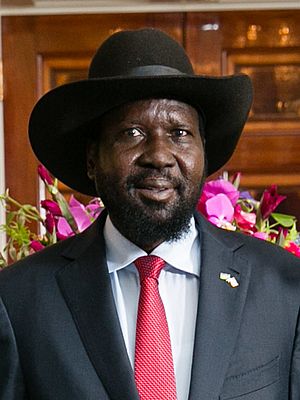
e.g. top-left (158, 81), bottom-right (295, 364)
top-left (54, 211), bottom-right (251, 400)
top-left (189, 215), bottom-right (252, 400)
top-left (56, 212), bottom-right (139, 400)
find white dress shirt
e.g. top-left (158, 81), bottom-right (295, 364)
top-left (104, 216), bottom-right (200, 400)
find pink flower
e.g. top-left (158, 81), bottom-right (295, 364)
top-left (30, 240), bottom-right (45, 252)
top-left (41, 200), bottom-right (62, 216)
top-left (260, 185), bottom-right (286, 220)
top-left (67, 196), bottom-right (102, 232)
top-left (86, 199), bottom-right (103, 219)
top-left (253, 232), bottom-right (268, 241)
top-left (234, 204), bottom-right (256, 231)
top-left (69, 195), bottom-right (94, 232)
top-left (204, 193), bottom-right (235, 230)
top-left (56, 217), bottom-right (75, 240)
top-left (38, 165), bottom-right (54, 185)
top-left (198, 179), bottom-right (239, 215)
top-left (284, 242), bottom-right (300, 257)
top-left (45, 212), bottom-right (55, 234)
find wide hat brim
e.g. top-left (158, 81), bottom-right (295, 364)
top-left (29, 73), bottom-right (253, 196)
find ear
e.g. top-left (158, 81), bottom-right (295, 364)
top-left (86, 140), bottom-right (98, 181)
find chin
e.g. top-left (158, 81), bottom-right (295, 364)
top-left (134, 199), bottom-right (180, 221)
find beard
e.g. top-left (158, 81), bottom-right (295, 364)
top-left (94, 168), bottom-right (206, 250)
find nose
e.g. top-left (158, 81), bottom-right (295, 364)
top-left (137, 133), bottom-right (176, 169)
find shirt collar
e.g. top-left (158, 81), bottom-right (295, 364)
top-left (104, 215), bottom-right (200, 277)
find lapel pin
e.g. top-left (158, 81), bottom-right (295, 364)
top-left (219, 272), bottom-right (239, 288)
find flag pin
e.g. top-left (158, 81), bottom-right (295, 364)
top-left (219, 272), bottom-right (239, 288)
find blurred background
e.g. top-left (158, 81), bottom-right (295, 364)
top-left (1, 0), bottom-right (300, 249)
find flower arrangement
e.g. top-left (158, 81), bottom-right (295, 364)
top-left (0, 165), bottom-right (103, 268)
top-left (0, 167), bottom-right (299, 268)
top-left (197, 172), bottom-right (300, 257)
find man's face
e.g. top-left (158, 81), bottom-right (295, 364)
top-left (87, 98), bottom-right (206, 251)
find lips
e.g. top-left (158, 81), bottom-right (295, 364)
top-left (134, 178), bottom-right (177, 202)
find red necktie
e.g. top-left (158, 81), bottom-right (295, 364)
top-left (134, 255), bottom-right (177, 400)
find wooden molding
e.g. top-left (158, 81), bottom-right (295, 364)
top-left (0, 61), bottom-right (3, 102)
top-left (37, 54), bottom-right (91, 96)
top-left (2, 0), bottom-right (33, 5)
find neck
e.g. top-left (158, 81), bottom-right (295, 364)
top-left (116, 224), bottom-right (164, 253)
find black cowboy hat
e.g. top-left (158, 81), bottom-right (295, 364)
top-left (29, 28), bottom-right (253, 196)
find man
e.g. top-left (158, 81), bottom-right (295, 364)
top-left (0, 28), bottom-right (300, 400)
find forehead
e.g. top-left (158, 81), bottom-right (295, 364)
top-left (99, 98), bottom-right (200, 127)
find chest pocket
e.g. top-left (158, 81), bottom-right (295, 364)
top-left (219, 356), bottom-right (280, 399)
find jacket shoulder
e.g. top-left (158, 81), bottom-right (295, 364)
top-left (0, 217), bottom-right (104, 292)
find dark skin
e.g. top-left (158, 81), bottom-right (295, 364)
top-left (87, 98), bottom-right (205, 252)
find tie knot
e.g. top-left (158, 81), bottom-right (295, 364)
top-left (134, 255), bottom-right (165, 281)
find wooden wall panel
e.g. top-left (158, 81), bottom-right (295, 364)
top-left (2, 13), bottom-right (184, 207)
top-left (185, 10), bottom-right (300, 219)
top-left (2, 10), bottom-right (300, 220)
top-left (2, 17), bottom-right (39, 207)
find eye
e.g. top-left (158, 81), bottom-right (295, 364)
top-left (124, 127), bottom-right (144, 137)
top-left (172, 129), bottom-right (190, 138)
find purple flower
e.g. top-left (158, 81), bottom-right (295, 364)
top-left (56, 217), bottom-right (75, 240)
top-left (86, 199), bottom-right (103, 219)
top-left (198, 179), bottom-right (239, 217)
top-left (30, 240), bottom-right (45, 252)
top-left (260, 185), bottom-right (286, 220)
top-left (38, 165), bottom-right (54, 185)
top-left (204, 193), bottom-right (235, 230)
top-left (234, 204), bottom-right (256, 232)
top-left (253, 232), bottom-right (268, 241)
top-left (68, 195), bottom-right (94, 232)
top-left (67, 196), bottom-right (102, 232)
top-left (41, 200), bottom-right (62, 216)
top-left (45, 212), bottom-right (55, 234)
top-left (239, 191), bottom-right (254, 200)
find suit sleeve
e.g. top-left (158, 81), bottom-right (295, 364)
top-left (0, 296), bottom-right (27, 399)
top-left (290, 307), bottom-right (300, 399)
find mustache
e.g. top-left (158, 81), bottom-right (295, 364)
top-left (126, 170), bottom-right (184, 189)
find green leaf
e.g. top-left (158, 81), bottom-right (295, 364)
top-left (232, 173), bottom-right (241, 189)
top-left (286, 222), bottom-right (298, 242)
top-left (8, 245), bottom-right (17, 262)
top-left (54, 191), bottom-right (78, 233)
top-left (271, 213), bottom-right (296, 228)
top-left (6, 211), bottom-right (15, 225)
top-left (277, 230), bottom-right (286, 247)
top-left (0, 252), bottom-right (7, 268)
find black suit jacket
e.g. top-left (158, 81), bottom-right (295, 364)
top-left (1, 212), bottom-right (300, 399)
